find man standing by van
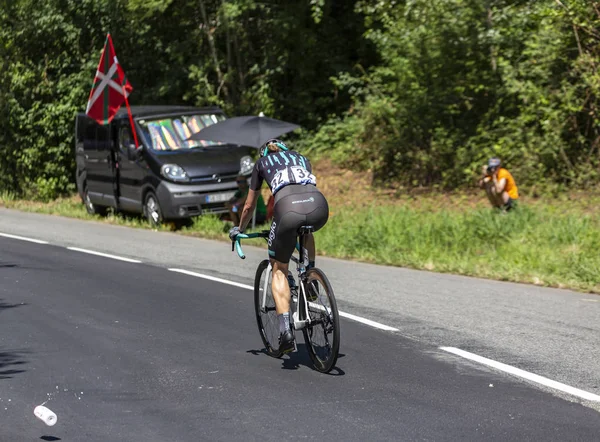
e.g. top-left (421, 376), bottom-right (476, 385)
top-left (226, 175), bottom-right (267, 225)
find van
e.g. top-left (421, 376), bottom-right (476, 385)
top-left (75, 106), bottom-right (254, 225)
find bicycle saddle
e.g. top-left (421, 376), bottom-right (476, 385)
top-left (298, 226), bottom-right (314, 235)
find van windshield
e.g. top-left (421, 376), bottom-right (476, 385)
top-left (137, 113), bottom-right (227, 151)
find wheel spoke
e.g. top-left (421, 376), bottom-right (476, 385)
top-left (255, 261), bottom-right (281, 357)
top-left (302, 269), bottom-right (340, 372)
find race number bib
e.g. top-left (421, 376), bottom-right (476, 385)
top-left (270, 166), bottom-right (316, 193)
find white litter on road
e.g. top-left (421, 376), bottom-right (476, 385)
top-left (34, 405), bottom-right (57, 426)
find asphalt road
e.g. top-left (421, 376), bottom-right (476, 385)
top-left (0, 209), bottom-right (599, 396)
top-left (0, 208), bottom-right (599, 440)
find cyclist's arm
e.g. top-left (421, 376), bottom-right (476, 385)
top-left (238, 189), bottom-right (258, 232)
top-left (238, 162), bottom-right (264, 231)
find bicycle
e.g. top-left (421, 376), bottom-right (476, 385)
top-left (233, 226), bottom-right (340, 373)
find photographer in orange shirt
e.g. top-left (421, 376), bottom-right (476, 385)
top-left (478, 158), bottom-right (519, 211)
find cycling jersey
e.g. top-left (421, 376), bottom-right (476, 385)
top-left (250, 151), bottom-right (316, 194)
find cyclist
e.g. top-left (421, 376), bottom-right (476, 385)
top-left (229, 139), bottom-right (329, 353)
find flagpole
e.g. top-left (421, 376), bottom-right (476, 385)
top-left (105, 32), bottom-right (138, 149)
top-left (123, 87), bottom-right (139, 148)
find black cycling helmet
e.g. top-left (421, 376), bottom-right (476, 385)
top-left (260, 138), bottom-right (289, 157)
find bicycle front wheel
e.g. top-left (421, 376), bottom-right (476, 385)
top-left (302, 268), bottom-right (340, 373)
top-left (254, 259), bottom-right (282, 358)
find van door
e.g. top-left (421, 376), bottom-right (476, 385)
top-left (83, 121), bottom-right (109, 204)
top-left (116, 124), bottom-right (145, 213)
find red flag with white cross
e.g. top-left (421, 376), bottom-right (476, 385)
top-left (85, 33), bottom-right (133, 125)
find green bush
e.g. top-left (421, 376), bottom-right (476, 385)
top-left (2, 0), bottom-right (600, 197)
top-left (307, 1), bottom-right (600, 191)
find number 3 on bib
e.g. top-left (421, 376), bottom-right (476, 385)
top-left (271, 166), bottom-right (316, 192)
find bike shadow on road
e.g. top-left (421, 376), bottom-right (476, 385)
top-left (0, 298), bottom-right (26, 313)
top-left (0, 299), bottom-right (29, 379)
top-left (0, 349), bottom-right (29, 379)
top-left (247, 345), bottom-right (346, 376)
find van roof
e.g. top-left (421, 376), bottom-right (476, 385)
top-left (77, 105), bottom-right (224, 120)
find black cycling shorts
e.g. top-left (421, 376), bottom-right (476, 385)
top-left (267, 184), bottom-right (329, 263)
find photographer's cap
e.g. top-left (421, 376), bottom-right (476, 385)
top-left (488, 157), bottom-right (501, 168)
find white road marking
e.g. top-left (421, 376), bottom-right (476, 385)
top-left (168, 268), bottom-right (254, 290)
top-left (0, 231), bottom-right (402, 333)
top-left (440, 347), bottom-right (600, 402)
top-left (0, 232), bottom-right (49, 244)
top-left (67, 247), bottom-right (142, 263)
top-left (338, 311), bottom-right (399, 331)
top-left (169, 268), bottom-right (399, 332)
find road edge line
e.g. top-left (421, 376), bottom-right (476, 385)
top-left (0, 232), bottom-right (49, 244)
top-left (169, 268), bottom-right (399, 332)
top-left (339, 311), bottom-right (399, 331)
top-left (168, 268), bottom-right (254, 290)
top-left (67, 247), bottom-right (142, 263)
top-left (440, 346), bottom-right (600, 402)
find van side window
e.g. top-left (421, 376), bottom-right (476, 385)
top-left (96, 124), bottom-right (111, 151)
top-left (119, 127), bottom-right (133, 153)
top-left (83, 118), bottom-right (97, 151)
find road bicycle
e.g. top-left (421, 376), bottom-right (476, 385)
top-left (233, 226), bottom-right (340, 373)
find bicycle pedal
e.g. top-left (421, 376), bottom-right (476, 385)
top-left (281, 341), bottom-right (296, 355)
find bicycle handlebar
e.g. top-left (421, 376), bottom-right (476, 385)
top-left (231, 231), bottom-right (268, 259)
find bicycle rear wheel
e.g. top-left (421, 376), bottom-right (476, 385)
top-left (302, 268), bottom-right (340, 373)
top-left (254, 259), bottom-right (282, 358)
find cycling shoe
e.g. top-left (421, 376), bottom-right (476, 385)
top-left (278, 330), bottom-right (295, 354)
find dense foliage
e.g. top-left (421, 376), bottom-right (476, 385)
top-left (311, 0), bottom-right (600, 190)
top-left (0, 0), bottom-right (598, 199)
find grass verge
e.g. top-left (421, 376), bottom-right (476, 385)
top-left (319, 204), bottom-right (600, 293)
top-left (1, 192), bottom-right (599, 293)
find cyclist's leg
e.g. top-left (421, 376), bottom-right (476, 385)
top-left (268, 203), bottom-right (305, 353)
top-left (270, 256), bottom-right (295, 353)
top-left (303, 189), bottom-right (329, 268)
top-left (271, 259), bottom-right (290, 315)
top-left (269, 219), bottom-right (299, 314)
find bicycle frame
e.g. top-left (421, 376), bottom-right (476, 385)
top-left (234, 231), bottom-right (313, 330)
top-left (234, 229), bottom-right (340, 372)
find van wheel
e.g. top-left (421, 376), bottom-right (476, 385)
top-left (144, 192), bottom-right (163, 226)
top-left (84, 187), bottom-right (107, 216)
